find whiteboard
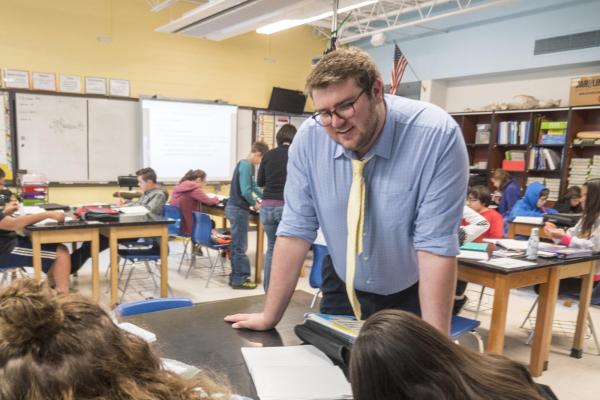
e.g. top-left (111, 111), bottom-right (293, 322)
top-left (88, 98), bottom-right (140, 181)
top-left (16, 93), bottom-right (88, 181)
top-left (141, 99), bottom-right (237, 182)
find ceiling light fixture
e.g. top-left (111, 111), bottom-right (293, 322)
top-left (256, 0), bottom-right (377, 35)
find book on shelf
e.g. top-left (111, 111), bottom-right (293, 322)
top-left (576, 131), bottom-right (600, 139)
top-left (505, 150), bottom-right (526, 161)
top-left (529, 147), bottom-right (560, 170)
top-left (540, 120), bottom-right (567, 130)
top-left (497, 120), bottom-right (529, 145)
top-left (475, 130), bottom-right (490, 144)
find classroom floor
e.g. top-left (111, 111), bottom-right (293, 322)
top-left (11, 232), bottom-right (599, 400)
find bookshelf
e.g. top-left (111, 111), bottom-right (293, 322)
top-left (452, 105), bottom-right (600, 200)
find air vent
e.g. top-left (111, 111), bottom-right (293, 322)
top-left (534, 29), bottom-right (600, 55)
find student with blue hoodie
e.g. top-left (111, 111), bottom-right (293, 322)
top-left (506, 181), bottom-right (558, 223)
top-left (492, 169), bottom-right (521, 218)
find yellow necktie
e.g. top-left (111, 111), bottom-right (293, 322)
top-left (346, 158), bottom-right (369, 321)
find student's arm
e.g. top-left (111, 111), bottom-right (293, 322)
top-left (413, 123), bottom-right (469, 335)
top-left (557, 221), bottom-right (600, 251)
top-left (503, 185), bottom-right (521, 212)
top-left (239, 162), bottom-right (259, 206)
top-left (191, 187), bottom-right (220, 205)
top-left (460, 206), bottom-right (490, 244)
top-left (0, 211), bottom-right (64, 231)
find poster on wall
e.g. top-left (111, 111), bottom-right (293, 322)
top-left (4, 69), bottom-right (30, 89)
top-left (0, 93), bottom-right (14, 180)
top-left (85, 76), bottom-right (107, 95)
top-left (570, 75), bottom-right (600, 106)
top-left (60, 74), bottom-right (82, 93)
top-left (109, 79), bottom-right (131, 97)
top-left (32, 72), bottom-right (57, 91)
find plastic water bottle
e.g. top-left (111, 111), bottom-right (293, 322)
top-left (526, 228), bottom-right (540, 260)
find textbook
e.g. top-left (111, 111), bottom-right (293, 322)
top-left (305, 313), bottom-right (363, 342)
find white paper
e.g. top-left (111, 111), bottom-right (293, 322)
top-left (513, 216), bottom-right (544, 225)
top-left (161, 358), bottom-right (201, 378)
top-left (484, 239), bottom-right (560, 251)
top-left (242, 345), bottom-right (352, 400)
top-left (481, 257), bottom-right (537, 269)
top-left (117, 322), bottom-right (157, 343)
top-left (85, 76), bottom-right (107, 95)
top-left (21, 205), bottom-right (46, 215)
top-left (117, 205), bottom-right (149, 215)
top-left (109, 79), bottom-right (131, 97)
top-left (59, 74), bottom-right (82, 93)
top-left (458, 250), bottom-right (490, 260)
top-left (32, 72), bottom-right (56, 91)
top-left (33, 216), bottom-right (73, 226)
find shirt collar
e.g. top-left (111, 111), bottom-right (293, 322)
top-left (332, 95), bottom-right (394, 160)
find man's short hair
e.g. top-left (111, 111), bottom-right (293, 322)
top-left (135, 167), bottom-right (157, 183)
top-left (305, 47), bottom-right (382, 97)
top-left (251, 142), bottom-right (269, 156)
top-left (276, 124), bottom-right (297, 147)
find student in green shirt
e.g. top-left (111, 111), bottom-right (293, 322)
top-left (225, 142), bottom-right (269, 289)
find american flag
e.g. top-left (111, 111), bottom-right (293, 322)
top-left (389, 43), bottom-right (408, 95)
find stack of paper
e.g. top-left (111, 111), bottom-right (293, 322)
top-left (117, 322), bottom-right (157, 343)
top-left (117, 205), bottom-right (149, 215)
top-left (242, 345), bottom-right (352, 400)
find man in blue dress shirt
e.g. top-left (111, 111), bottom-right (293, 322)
top-left (226, 47), bottom-right (468, 334)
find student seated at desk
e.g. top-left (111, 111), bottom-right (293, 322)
top-left (544, 179), bottom-right (600, 298)
top-left (507, 182), bottom-right (558, 224)
top-left (0, 279), bottom-right (247, 400)
top-left (491, 169), bottom-right (521, 218)
top-left (117, 167), bottom-right (168, 216)
top-left (465, 185), bottom-right (504, 242)
top-left (554, 186), bottom-right (582, 214)
top-left (171, 169), bottom-right (220, 236)
top-left (349, 309), bottom-right (557, 400)
top-left (71, 167), bottom-right (168, 271)
top-left (0, 198), bottom-right (71, 293)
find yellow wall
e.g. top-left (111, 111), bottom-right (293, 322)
top-left (1, 0), bottom-right (326, 204)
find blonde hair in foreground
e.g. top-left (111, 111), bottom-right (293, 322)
top-left (0, 278), bottom-right (231, 400)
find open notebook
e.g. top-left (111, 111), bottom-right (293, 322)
top-left (241, 345), bottom-right (352, 400)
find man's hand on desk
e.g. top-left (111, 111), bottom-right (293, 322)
top-left (224, 312), bottom-right (276, 331)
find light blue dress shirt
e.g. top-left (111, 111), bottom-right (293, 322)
top-left (277, 94), bottom-right (469, 295)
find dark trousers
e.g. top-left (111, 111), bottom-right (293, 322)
top-left (319, 255), bottom-right (421, 319)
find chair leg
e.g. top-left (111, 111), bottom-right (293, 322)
top-left (471, 330), bottom-right (485, 353)
top-left (521, 296), bottom-right (539, 329)
top-left (205, 248), bottom-right (217, 288)
top-left (178, 238), bottom-right (190, 272)
top-left (310, 289), bottom-right (321, 309)
top-left (120, 261), bottom-right (136, 302)
top-left (144, 261), bottom-right (158, 288)
top-left (588, 312), bottom-right (600, 356)
top-left (185, 250), bottom-right (196, 279)
top-left (474, 286), bottom-right (486, 320)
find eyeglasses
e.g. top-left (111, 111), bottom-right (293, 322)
top-left (311, 89), bottom-right (366, 127)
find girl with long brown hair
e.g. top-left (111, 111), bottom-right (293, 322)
top-left (544, 178), bottom-right (600, 297)
top-left (349, 309), bottom-right (555, 400)
top-left (0, 279), bottom-right (242, 400)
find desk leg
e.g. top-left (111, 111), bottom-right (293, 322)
top-left (572, 262), bottom-right (594, 358)
top-left (91, 234), bottom-right (100, 302)
top-left (488, 276), bottom-right (510, 354)
top-left (109, 231), bottom-right (119, 307)
top-left (530, 268), bottom-right (559, 377)
top-left (507, 224), bottom-right (516, 239)
top-left (31, 233), bottom-right (42, 281)
top-left (160, 229), bottom-right (169, 297)
top-left (254, 222), bottom-right (264, 285)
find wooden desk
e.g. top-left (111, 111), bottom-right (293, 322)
top-left (459, 255), bottom-right (599, 377)
top-left (203, 204), bottom-right (265, 284)
top-left (124, 291), bottom-right (313, 398)
top-left (99, 215), bottom-right (173, 307)
top-left (508, 222), bottom-right (552, 240)
top-left (25, 222), bottom-right (101, 302)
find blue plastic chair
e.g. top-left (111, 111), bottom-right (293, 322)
top-left (163, 204), bottom-right (192, 272)
top-left (115, 297), bottom-right (193, 317)
top-left (186, 211), bottom-right (230, 286)
top-left (451, 315), bottom-right (484, 352)
top-left (117, 239), bottom-right (171, 302)
top-left (309, 244), bottom-right (329, 308)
